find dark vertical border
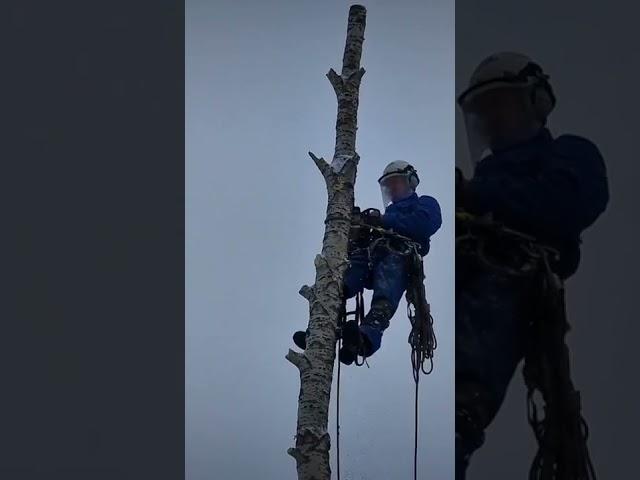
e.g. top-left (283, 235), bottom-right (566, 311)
top-left (4, 2), bottom-right (184, 478)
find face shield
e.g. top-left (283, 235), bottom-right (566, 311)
top-left (380, 174), bottom-right (413, 208)
top-left (460, 85), bottom-right (539, 164)
top-left (462, 110), bottom-right (492, 165)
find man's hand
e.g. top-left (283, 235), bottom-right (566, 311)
top-left (361, 208), bottom-right (383, 228)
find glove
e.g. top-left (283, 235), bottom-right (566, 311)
top-left (361, 208), bottom-right (383, 228)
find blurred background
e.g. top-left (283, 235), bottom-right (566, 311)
top-left (456, 0), bottom-right (640, 477)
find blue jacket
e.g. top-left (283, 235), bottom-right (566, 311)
top-left (382, 192), bottom-right (442, 255)
top-left (467, 128), bottom-right (609, 277)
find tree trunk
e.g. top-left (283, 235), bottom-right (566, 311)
top-left (286, 5), bottom-right (367, 480)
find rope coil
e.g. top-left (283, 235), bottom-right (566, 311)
top-left (405, 242), bottom-right (437, 480)
top-left (523, 248), bottom-right (597, 480)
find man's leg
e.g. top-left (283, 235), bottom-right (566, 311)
top-left (359, 251), bottom-right (408, 356)
top-left (455, 263), bottom-right (536, 475)
top-left (455, 380), bottom-right (494, 480)
top-left (343, 249), bottom-right (371, 300)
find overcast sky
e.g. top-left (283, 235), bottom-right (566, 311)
top-left (187, 1), bottom-right (454, 479)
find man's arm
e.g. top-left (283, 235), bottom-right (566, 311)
top-left (464, 135), bottom-right (609, 236)
top-left (382, 195), bottom-right (442, 241)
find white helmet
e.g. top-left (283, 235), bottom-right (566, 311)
top-left (378, 161), bottom-right (419, 207)
top-left (457, 52), bottom-right (556, 163)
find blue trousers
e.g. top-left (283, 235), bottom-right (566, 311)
top-left (343, 248), bottom-right (408, 354)
top-left (455, 260), bottom-right (538, 478)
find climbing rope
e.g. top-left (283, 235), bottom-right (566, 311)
top-left (335, 290), bottom-right (364, 480)
top-left (405, 243), bottom-right (437, 480)
top-left (523, 249), bottom-right (597, 480)
top-left (336, 325), bottom-right (342, 480)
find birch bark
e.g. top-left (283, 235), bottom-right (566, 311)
top-left (285, 5), bottom-right (367, 480)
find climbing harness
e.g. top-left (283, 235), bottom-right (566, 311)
top-left (456, 210), bottom-right (597, 480)
top-left (335, 215), bottom-right (436, 480)
top-left (523, 250), bottom-right (597, 480)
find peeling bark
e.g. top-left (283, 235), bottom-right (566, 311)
top-left (286, 5), bottom-right (367, 480)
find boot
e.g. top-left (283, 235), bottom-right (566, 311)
top-left (338, 320), bottom-right (373, 365)
top-left (357, 299), bottom-right (394, 357)
top-left (293, 300), bottom-right (347, 351)
top-left (292, 330), bottom-right (308, 350)
top-left (292, 327), bottom-right (346, 351)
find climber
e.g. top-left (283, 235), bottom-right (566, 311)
top-left (454, 52), bottom-right (609, 479)
top-left (293, 161), bottom-right (441, 365)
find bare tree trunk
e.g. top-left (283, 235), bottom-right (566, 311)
top-left (285, 5), bottom-right (367, 480)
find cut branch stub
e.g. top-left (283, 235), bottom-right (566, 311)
top-left (288, 430), bottom-right (331, 479)
top-left (287, 447), bottom-right (307, 463)
top-left (308, 151), bottom-right (331, 180)
top-left (327, 67), bottom-right (366, 98)
top-left (326, 68), bottom-right (343, 96)
top-left (286, 349), bottom-right (311, 371)
top-left (314, 253), bottom-right (348, 283)
top-left (298, 284), bottom-right (315, 301)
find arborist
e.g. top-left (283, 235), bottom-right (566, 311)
top-left (293, 161), bottom-right (442, 365)
top-left (455, 52), bottom-right (609, 479)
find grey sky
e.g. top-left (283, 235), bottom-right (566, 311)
top-left (456, 0), bottom-right (640, 477)
top-left (187, 1), bottom-right (454, 479)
